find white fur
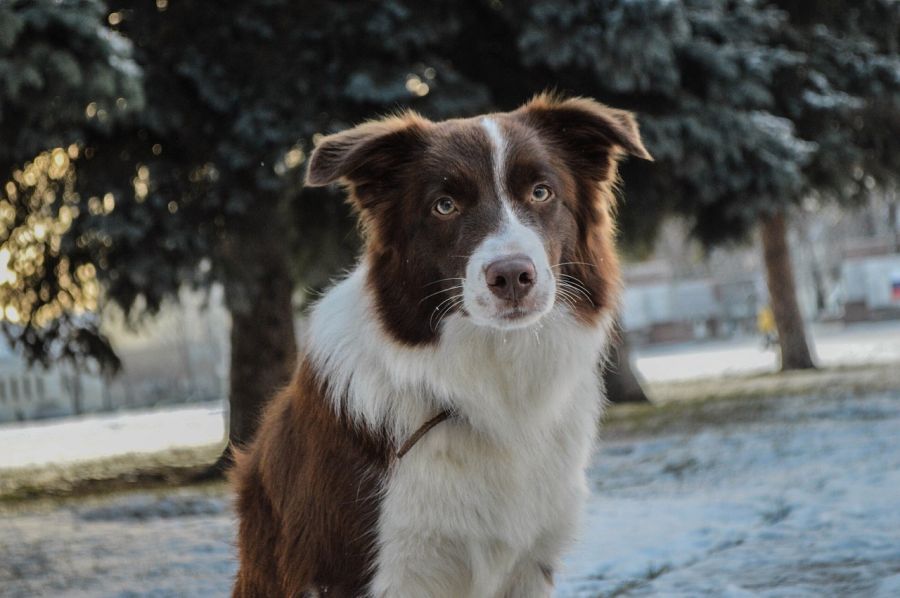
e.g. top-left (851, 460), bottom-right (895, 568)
top-left (481, 117), bottom-right (508, 196)
top-left (463, 118), bottom-right (556, 329)
top-left (306, 266), bottom-right (613, 598)
top-left (463, 205), bottom-right (556, 330)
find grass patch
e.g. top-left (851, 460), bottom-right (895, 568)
top-left (604, 362), bottom-right (900, 438)
top-left (0, 442), bottom-right (225, 507)
top-left (647, 362), bottom-right (900, 404)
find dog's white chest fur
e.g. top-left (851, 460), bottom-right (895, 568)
top-left (308, 267), bottom-right (611, 597)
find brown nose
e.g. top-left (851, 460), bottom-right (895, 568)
top-left (485, 255), bottom-right (536, 301)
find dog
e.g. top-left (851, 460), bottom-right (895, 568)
top-left (231, 93), bottom-right (651, 597)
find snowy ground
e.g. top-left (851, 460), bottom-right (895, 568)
top-left (2, 389), bottom-right (899, 597)
top-left (635, 320), bottom-right (900, 383)
top-left (3, 320), bottom-right (899, 470)
top-left (561, 390), bottom-right (900, 597)
top-left (0, 403), bottom-right (226, 469)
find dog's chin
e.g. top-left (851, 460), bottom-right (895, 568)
top-left (464, 297), bottom-right (554, 331)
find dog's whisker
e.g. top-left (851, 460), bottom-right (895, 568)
top-left (432, 295), bottom-right (465, 330)
top-left (430, 294), bottom-right (464, 330)
top-left (557, 273), bottom-right (589, 284)
top-left (431, 292), bottom-right (464, 313)
top-left (556, 293), bottom-right (572, 305)
top-left (555, 293), bottom-right (577, 310)
top-left (557, 276), bottom-right (592, 295)
top-left (557, 279), bottom-right (594, 305)
top-left (556, 278), bottom-right (596, 301)
top-left (551, 261), bottom-right (597, 270)
top-left (564, 288), bottom-right (594, 306)
top-left (422, 277), bottom-right (466, 288)
top-left (556, 295), bottom-right (577, 308)
top-left (558, 281), bottom-right (591, 300)
top-left (434, 298), bottom-right (465, 331)
top-left (555, 284), bottom-right (581, 302)
top-left (555, 287), bottom-right (581, 311)
top-left (418, 285), bottom-right (465, 306)
top-left (560, 290), bottom-right (594, 308)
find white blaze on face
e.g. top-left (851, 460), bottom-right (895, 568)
top-left (462, 117), bottom-right (556, 329)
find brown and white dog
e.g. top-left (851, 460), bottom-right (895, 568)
top-left (231, 93), bottom-right (651, 597)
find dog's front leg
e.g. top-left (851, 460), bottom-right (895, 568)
top-left (498, 559), bottom-right (554, 598)
top-left (370, 534), bottom-right (472, 598)
top-left (498, 499), bottom-right (582, 598)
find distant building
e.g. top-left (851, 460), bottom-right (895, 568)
top-left (0, 344), bottom-right (107, 423)
top-left (620, 193), bottom-right (900, 345)
top-left (0, 285), bottom-right (229, 423)
top-left (621, 260), bottom-right (763, 345)
top-left (840, 237), bottom-right (900, 321)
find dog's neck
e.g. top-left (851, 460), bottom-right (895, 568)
top-left (306, 264), bottom-right (614, 446)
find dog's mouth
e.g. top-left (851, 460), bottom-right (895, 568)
top-left (467, 292), bottom-right (554, 330)
top-left (498, 306), bottom-right (538, 321)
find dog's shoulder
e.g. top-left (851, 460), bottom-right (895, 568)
top-left (232, 359), bottom-right (391, 596)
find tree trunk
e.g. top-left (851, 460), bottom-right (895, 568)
top-left (603, 318), bottom-right (649, 404)
top-left (71, 368), bottom-right (83, 415)
top-left (214, 215), bottom-right (298, 472)
top-left (759, 211), bottom-right (816, 371)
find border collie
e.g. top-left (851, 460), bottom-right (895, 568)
top-left (232, 93), bottom-right (651, 597)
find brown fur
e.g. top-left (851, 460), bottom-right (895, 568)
top-left (231, 358), bottom-right (391, 597)
top-left (305, 94), bottom-right (648, 343)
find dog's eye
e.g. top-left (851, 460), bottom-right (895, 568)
top-left (531, 184), bottom-right (553, 203)
top-left (433, 196), bottom-right (458, 217)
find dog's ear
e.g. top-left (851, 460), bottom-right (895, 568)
top-left (305, 113), bottom-right (429, 188)
top-left (517, 93), bottom-right (652, 181)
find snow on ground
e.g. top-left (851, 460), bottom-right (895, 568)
top-left (3, 320), bottom-right (899, 470)
top-left (559, 391), bottom-right (900, 596)
top-left (2, 390), bottom-right (899, 597)
top-left (635, 320), bottom-right (900, 383)
top-left (0, 403), bottom-right (225, 469)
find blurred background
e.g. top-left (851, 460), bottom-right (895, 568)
top-left (1, 1), bottom-right (899, 596)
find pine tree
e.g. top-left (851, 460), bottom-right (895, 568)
top-left (508, 0), bottom-right (900, 370)
top-left (3, 0), bottom-right (899, 450)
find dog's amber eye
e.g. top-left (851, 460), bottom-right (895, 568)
top-left (433, 196), bottom-right (458, 217)
top-left (531, 184), bottom-right (553, 203)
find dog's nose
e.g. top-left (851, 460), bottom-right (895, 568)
top-left (485, 255), bottom-right (536, 301)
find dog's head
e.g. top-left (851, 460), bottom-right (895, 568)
top-left (306, 94), bottom-right (651, 344)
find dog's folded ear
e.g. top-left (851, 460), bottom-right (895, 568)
top-left (517, 93), bottom-right (652, 181)
top-left (305, 113), bottom-right (429, 188)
